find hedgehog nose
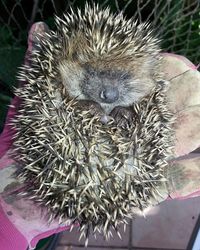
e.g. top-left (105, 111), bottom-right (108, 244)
top-left (100, 87), bottom-right (119, 103)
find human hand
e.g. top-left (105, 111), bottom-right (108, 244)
top-left (149, 53), bottom-right (200, 204)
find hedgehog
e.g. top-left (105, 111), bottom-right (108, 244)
top-left (12, 3), bottom-right (174, 242)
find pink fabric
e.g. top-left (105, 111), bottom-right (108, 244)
top-left (0, 205), bottom-right (27, 250)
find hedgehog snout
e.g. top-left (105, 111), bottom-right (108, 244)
top-left (99, 86), bottom-right (119, 103)
top-left (100, 114), bottom-right (113, 124)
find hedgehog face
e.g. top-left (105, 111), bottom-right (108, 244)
top-left (82, 63), bottom-right (156, 113)
top-left (59, 56), bottom-right (157, 114)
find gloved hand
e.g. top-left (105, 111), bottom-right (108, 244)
top-left (160, 53), bottom-right (200, 200)
top-left (0, 22), bottom-right (200, 250)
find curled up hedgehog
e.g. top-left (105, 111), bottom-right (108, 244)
top-left (12, 3), bottom-right (174, 241)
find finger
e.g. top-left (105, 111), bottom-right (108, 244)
top-left (27, 22), bottom-right (50, 52)
top-left (174, 105), bottom-right (200, 157)
top-left (161, 54), bottom-right (200, 113)
top-left (167, 154), bottom-right (200, 199)
top-left (165, 70), bottom-right (200, 113)
top-left (147, 153), bottom-right (200, 206)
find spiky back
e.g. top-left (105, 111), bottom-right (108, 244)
top-left (13, 83), bottom-right (174, 240)
top-left (54, 4), bottom-right (160, 61)
top-left (12, 4), bottom-right (173, 242)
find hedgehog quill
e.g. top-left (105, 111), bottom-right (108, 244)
top-left (12, 4), bottom-right (174, 242)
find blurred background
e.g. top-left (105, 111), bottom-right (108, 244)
top-left (0, 0), bottom-right (199, 249)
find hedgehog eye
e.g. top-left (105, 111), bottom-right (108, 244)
top-left (84, 64), bottom-right (96, 77)
top-left (121, 73), bottom-right (131, 81)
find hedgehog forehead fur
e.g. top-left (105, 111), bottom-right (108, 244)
top-left (13, 3), bottom-right (174, 242)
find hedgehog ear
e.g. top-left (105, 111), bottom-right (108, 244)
top-left (28, 22), bottom-right (50, 52)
